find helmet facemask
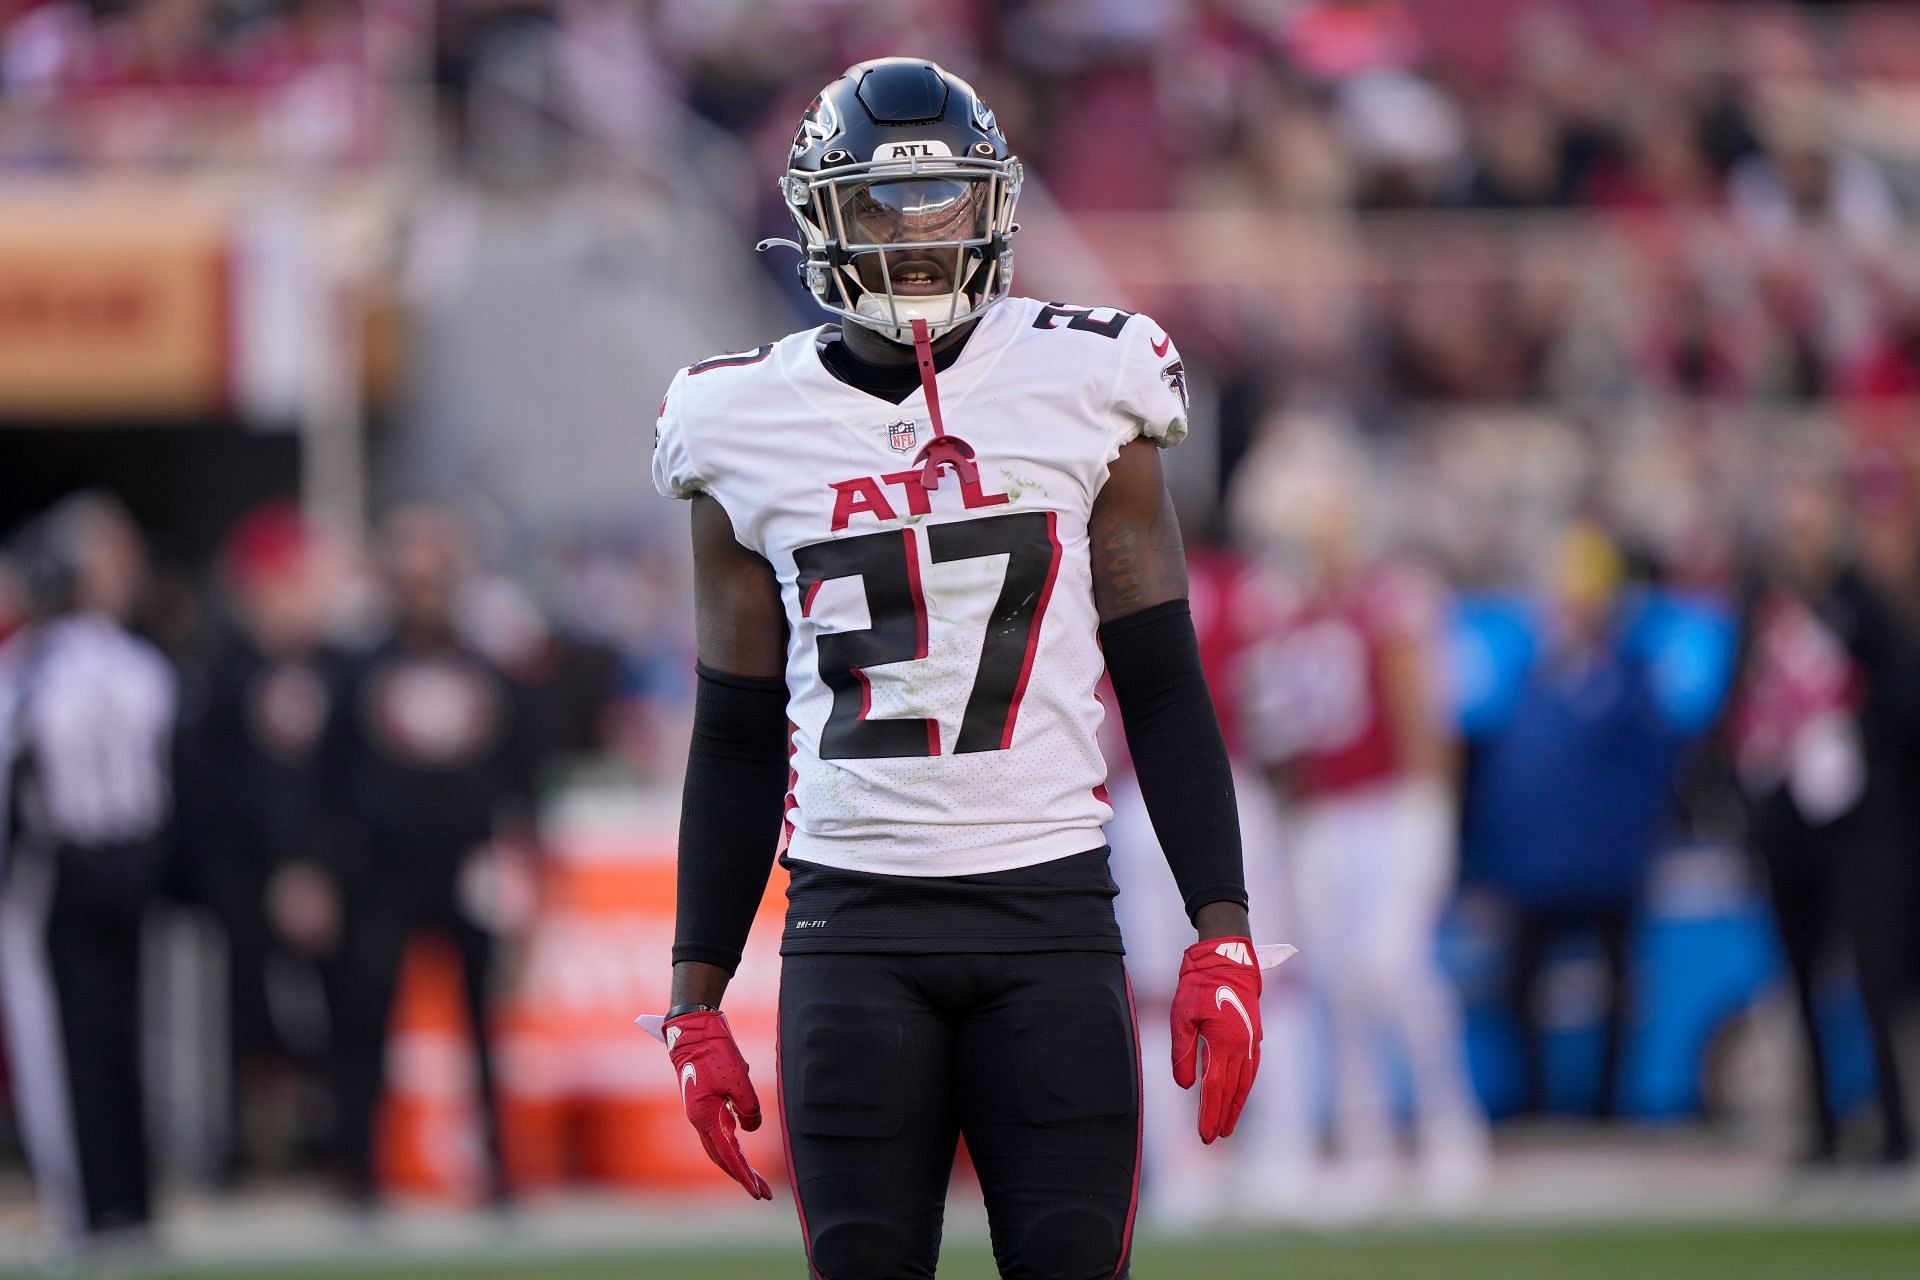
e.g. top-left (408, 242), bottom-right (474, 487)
top-left (784, 152), bottom-right (1022, 345)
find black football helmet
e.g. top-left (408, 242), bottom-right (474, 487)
top-left (761, 58), bottom-right (1022, 344)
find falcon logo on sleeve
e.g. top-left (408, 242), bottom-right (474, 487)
top-left (1161, 359), bottom-right (1188, 411)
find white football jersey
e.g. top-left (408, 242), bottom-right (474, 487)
top-left (0, 615), bottom-right (176, 869)
top-left (653, 296), bottom-right (1189, 877)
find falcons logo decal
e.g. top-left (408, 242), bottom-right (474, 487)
top-left (792, 92), bottom-right (842, 157)
top-left (972, 94), bottom-right (998, 135)
top-left (1161, 359), bottom-right (1188, 411)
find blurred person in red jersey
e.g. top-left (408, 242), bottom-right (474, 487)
top-left (1724, 464), bottom-right (1919, 1167)
top-left (0, 495), bottom-right (174, 1250)
top-left (1108, 545), bottom-right (1318, 1227)
top-left (1233, 429), bottom-right (1489, 1211)
top-left (313, 505), bottom-right (538, 1208)
top-left (175, 504), bottom-right (343, 1181)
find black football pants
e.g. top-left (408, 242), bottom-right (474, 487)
top-left (777, 951), bottom-right (1140, 1280)
top-left (1753, 786), bottom-right (1914, 1161)
top-left (0, 841), bottom-right (156, 1239)
top-left (328, 883), bottom-right (506, 1201)
top-left (1508, 904), bottom-right (1633, 1118)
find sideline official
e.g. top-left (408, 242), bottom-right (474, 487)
top-left (0, 496), bottom-right (175, 1246)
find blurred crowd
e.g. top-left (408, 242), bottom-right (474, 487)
top-left (0, 494), bottom-right (629, 1241)
top-left (14, 2), bottom-right (1920, 545)
top-left (8, 0), bottom-right (1920, 1249)
top-left (11, 2), bottom-right (1920, 510)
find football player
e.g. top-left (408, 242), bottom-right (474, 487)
top-left (644, 59), bottom-right (1282, 1279)
top-left (1234, 434), bottom-right (1489, 1209)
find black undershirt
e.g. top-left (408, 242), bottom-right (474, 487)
top-left (816, 322), bottom-right (972, 403)
top-left (780, 847), bottom-right (1124, 956)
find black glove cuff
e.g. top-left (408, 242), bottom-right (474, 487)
top-left (666, 1002), bottom-right (721, 1020)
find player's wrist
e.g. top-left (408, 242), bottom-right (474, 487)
top-left (669, 959), bottom-right (732, 1012)
top-left (1191, 900), bottom-right (1251, 941)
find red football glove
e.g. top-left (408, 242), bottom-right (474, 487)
top-left (659, 1010), bottom-right (772, 1200)
top-left (1171, 937), bottom-right (1263, 1144)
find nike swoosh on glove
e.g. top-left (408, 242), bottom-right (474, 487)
top-left (641, 1009), bottom-right (772, 1199)
top-left (1171, 937), bottom-right (1265, 1144)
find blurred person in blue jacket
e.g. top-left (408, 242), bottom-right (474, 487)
top-left (1467, 523), bottom-right (1687, 1119)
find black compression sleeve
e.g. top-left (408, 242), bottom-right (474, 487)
top-left (1099, 599), bottom-right (1248, 920)
top-left (671, 663), bottom-right (790, 973)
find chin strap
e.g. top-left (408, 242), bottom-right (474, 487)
top-left (910, 317), bottom-right (977, 493)
top-left (910, 318), bottom-right (948, 440)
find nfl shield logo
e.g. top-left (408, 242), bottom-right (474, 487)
top-left (887, 420), bottom-right (918, 453)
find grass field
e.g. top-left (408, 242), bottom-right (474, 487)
top-left (32, 1223), bottom-right (1920, 1280)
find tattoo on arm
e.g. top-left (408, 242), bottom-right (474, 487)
top-left (1097, 520), bottom-right (1145, 614)
top-left (1092, 477), bottom-right (1188, 620)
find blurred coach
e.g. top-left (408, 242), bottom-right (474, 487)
top-left (0, 496), bottom-right (175, 1245)
top-left (314, 506), bottom-right (536, 1206)
top-left (175, 505), bottom-right (342, 1178)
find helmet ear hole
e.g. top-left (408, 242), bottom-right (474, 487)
top-left (970, 141), bottom-right (995, 157)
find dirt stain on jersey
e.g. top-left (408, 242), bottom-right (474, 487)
top-left (997, 467), bottom-right (1048, 503)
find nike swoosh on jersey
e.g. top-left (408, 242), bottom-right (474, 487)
top-left (680, 1062), bottom-right (698, 1106)
top-left (1151, 335), bottom-right (1172, 357)
top-left (1215, 985), bottom-right (1254, 1056)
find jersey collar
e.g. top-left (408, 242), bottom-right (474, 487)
top-left (781, 297), bottom-right (1024, 428)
